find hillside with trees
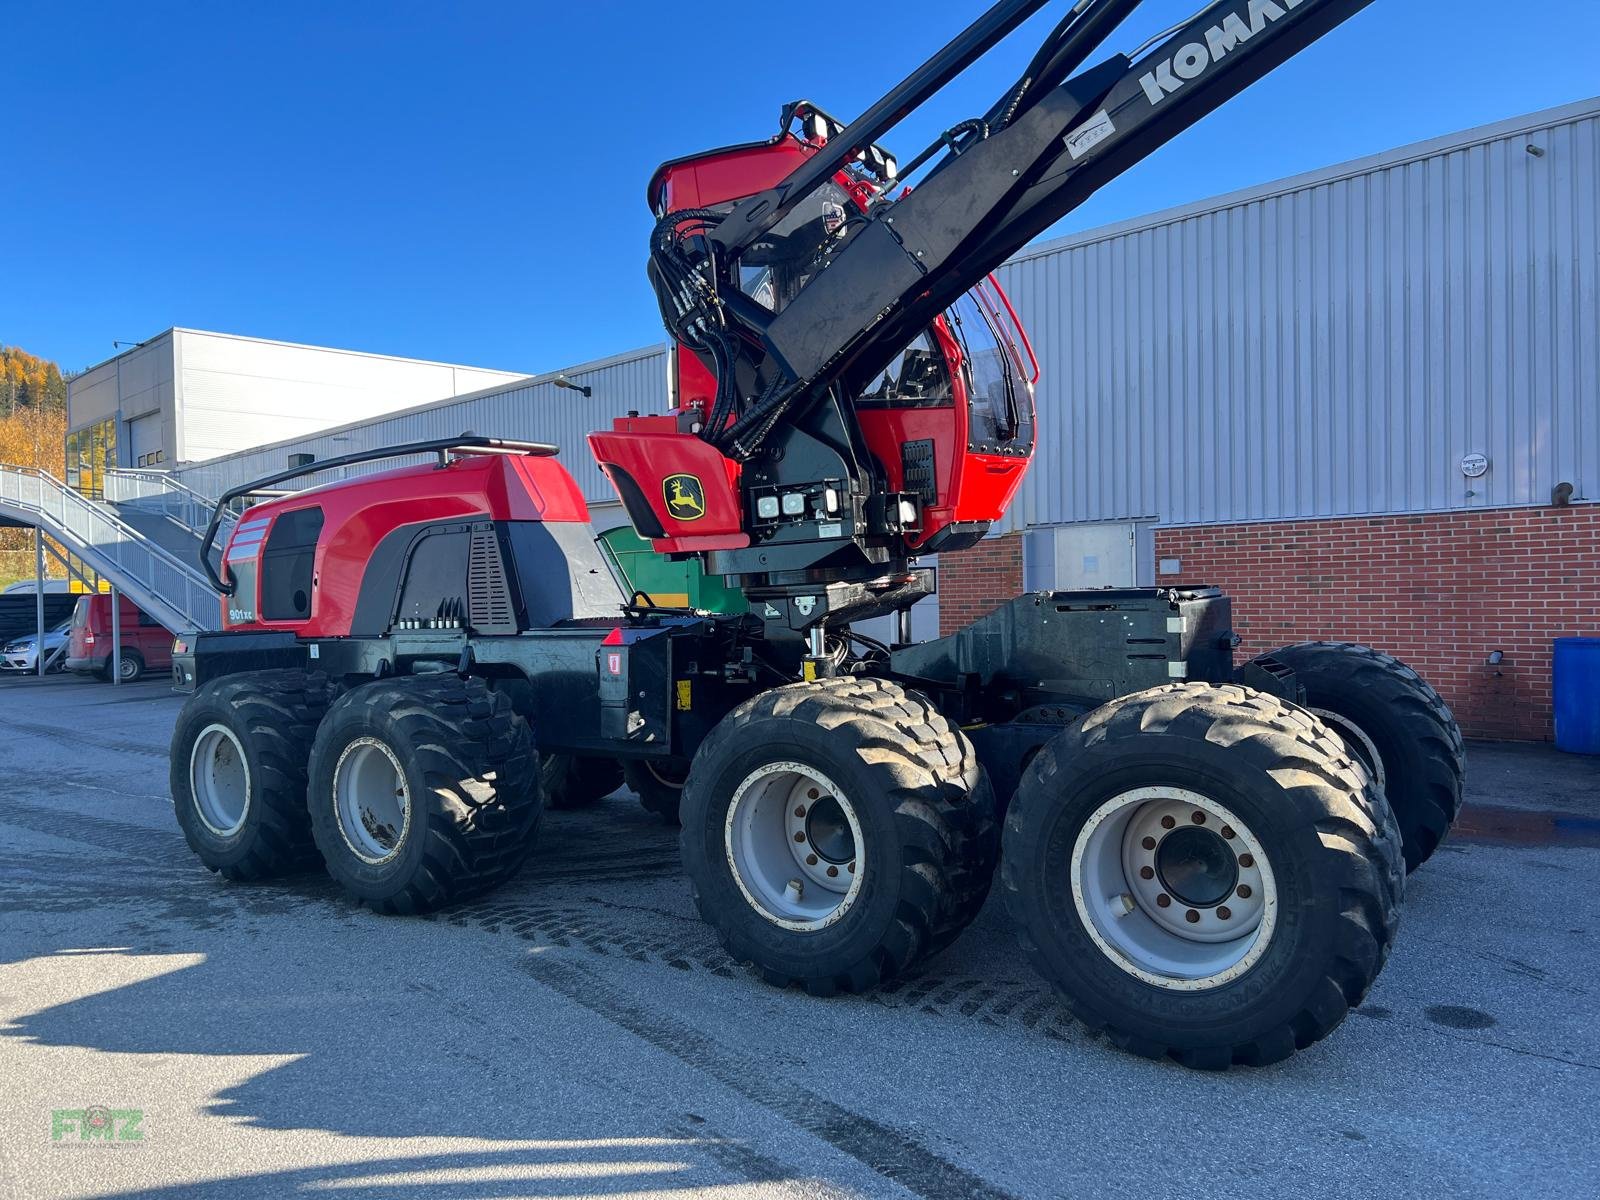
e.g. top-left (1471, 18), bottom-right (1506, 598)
top-left (0, 346), bottom-right (70, 588)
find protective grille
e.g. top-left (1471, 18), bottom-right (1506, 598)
top-left (902, 439), bottom-right (937, 506)
top-left (467, 525), bottom-right (517, 635)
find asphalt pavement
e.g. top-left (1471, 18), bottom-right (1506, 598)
top-left (1, 673), bottom-right (1597, 1199)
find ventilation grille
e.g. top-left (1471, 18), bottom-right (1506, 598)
top-left (467, 526), bottom-right (518, 634)
top-left (902, 439), bottom-right (937, 506)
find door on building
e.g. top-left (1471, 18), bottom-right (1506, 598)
top-left (1023, 521), bottom-right (1155, 590)
top-left (126, 412), bottom-right (164, 467)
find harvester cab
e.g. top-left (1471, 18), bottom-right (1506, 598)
top-left (589, 101), bottom-right (1039, 642)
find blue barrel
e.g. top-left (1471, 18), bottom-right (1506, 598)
top-left (1554, 637), bottom-right (1600, 755)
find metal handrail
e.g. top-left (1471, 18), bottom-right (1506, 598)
top-left (0, 464), bottom-right (220, 632)
top-left (105, 468), bottom-right (238, 541)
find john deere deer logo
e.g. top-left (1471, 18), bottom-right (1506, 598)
top-left (663, 474), bottom-right (706, 522)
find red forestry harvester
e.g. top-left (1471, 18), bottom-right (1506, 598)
top-left (172, 0), bottom-right (1464, 1067)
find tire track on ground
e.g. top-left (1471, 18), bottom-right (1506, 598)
top-left (519, 953), bottom-right (1022, 1200)
top-left (1, 797), bottom-right (1081, 1037)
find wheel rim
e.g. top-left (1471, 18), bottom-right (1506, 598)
top-left (332, 737), bottom-right (412, 865)
top-left (119, 656), bottom-right (137, 680)
top-left (725, 761), bottom-right (865, 931)
top-left (189, 724), bottom-right (251, 837)
top-left (1071, 787), bottom-right (1277, 991)
top-left (1311, 708), bottom-right (1386, 791)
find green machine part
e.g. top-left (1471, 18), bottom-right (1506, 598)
top-left (597, 525), bottom-right (748, 614)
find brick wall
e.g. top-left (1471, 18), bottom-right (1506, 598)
top-left (937, 533), bottom-right (1024, 635)
top-left (1156, 504), bottom-right (1600, 742)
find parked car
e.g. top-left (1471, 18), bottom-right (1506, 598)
top-left (65, 594), bottom-right (172, 682)
top-left (1, 619), bottom-right (72, 674)
top-left (1, 580), bottom-right (73, 594)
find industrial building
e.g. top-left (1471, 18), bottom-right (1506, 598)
top-left (38, 96), bottom-right (1598, 742)
top-left (63, 328), bottom-right (527, 494)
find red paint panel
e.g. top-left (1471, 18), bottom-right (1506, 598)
top-left (220, 451), bottom-right (592, 638)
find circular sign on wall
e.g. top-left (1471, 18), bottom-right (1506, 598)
top-left (1461, 453), bottom-right (1490, 479)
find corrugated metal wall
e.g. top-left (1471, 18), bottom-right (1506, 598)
top-left (174, 345), bottom-right (668, 503)
top-left (994, 98), bottom-right (1600, 530)
top-left (173, 100), bottom-right (1598, 534)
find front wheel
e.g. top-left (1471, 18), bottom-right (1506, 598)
top-left (307, 674), bottom-right (542, 914)
top-left (681, 677), bottom-right (997, 995)
top-left (1003, 683), bottom-right (1403, 1069)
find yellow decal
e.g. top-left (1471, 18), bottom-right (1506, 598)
top-left (802, 660), bottom-right (818, 682)
top-left (675, 679), bottom-right (693, 711)
top-left (663, 473), bottom-right (707, 522)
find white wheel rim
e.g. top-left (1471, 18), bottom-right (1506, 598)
top-left (190, 723), bottom-right (251, 837)
top-left (725, 761), bottom-right (865, 932)
top-left (120, 656), bottom-right (137, 680)
top-left (332, 737), bottom-right (412, 865)
top-left (1071, 787), bottom-right (1278, 991)
top-left (1311, 708), bottom-right (1386, 792)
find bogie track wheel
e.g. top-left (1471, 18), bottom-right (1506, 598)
top-left (1003, 683), bottom-right (1404, 1069)
top-left (170, 670), bottom-right (335, 880)
top-left (625, 758), bottom-right (688, 824)
top-left (307, 674), bottom-right (542, 914)
top-left (681, 677), bottom-right (997, 996)
top-left (1262, 642), bottom-right (1465, 872)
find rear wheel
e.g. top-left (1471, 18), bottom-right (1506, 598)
top-left (307, 674), bottom-right (542, 914)
top-left (624, 758), bottom-right (687, 824)
top-left (104, 649), bottom-right (144, 682)
top-left (170, 670), bottom-right (334, 879)
top-left (681, 677), bottom-right (996, 995)
top-left (541, 754), bottom-right (625, 810)
top-left (1002, 683), bottom-right (1403, 1069)
top-left (1264, 642), bottom-right (1464, 872)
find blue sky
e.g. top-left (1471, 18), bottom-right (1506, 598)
top-left (6, 0), bottom-right (1596, 376)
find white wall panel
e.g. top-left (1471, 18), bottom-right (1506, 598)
top-left (174, 345), bottom-right (670, 506)
top-left (174, 331), bottom-right (527, 463)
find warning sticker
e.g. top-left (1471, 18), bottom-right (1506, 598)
top-left (1065, 110), bottom-right (1116, 160)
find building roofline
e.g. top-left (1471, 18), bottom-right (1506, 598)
top-left (73, 329), bottom-right (177, 377)
top-left (176, 342), bottom-right (668, 470)
top-left (1007, 95), bottom-right (1600, 266)
top-left (73, 325), bottom-right (530, 380)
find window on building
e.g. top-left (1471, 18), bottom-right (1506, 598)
top-left (66, 417), bottom-right (119, 498)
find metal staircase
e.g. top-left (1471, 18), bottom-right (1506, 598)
top-left (0, 465), bottom-right (221, 633)
top-left (105, 468), bottom-right (238, 545)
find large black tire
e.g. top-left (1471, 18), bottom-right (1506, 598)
top-left (624, 758), bottom-right (687, 824)
top-left (681, 676), bottom-right (997, 996)
top-left (307, 674), bottom-right (542, 914)
top-left (170, 670), bottom-right (334, 880)
top-left (541, 754), bottom-right (625, 810)
top-left (1002, 683), bottom-right (1403, 1070)
top-left (1265, 641), bottom-right (1465, 872)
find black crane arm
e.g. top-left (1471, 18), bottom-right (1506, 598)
top-left (655, 0), bottom-right (1376, 456)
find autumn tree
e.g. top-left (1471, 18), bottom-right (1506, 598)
top-left (2, 346), bottom-right (68, 416)
top-left (0, 347), bottom-right (71, 586)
